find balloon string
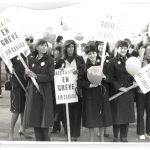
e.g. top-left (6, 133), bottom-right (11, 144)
top-left (98, 83), bottom-right (106, 117)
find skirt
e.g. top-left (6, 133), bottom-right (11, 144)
top-left (10, 87), bottom-right (26, 113)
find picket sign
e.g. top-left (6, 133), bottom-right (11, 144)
top-left (18, 54), bottom-right (39, 92)
top-left (100, 41), bottom-right (107, 74)
top-left (65, 103), bottom-right (71, 142)
top-left (13, 71), bottom-right (26, 92)
top-left (96, 13), bottom-right (121, 78)
top-left (54, 67), bottom-right (78, 142)
top-left (0, 8), bottom-right (38, 92)
top-left (109, 83), bottom-right (138, 101)
top-left (0, 52), bottom-right (26, 92)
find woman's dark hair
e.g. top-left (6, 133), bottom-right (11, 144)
top-left (55, 46), bottom-right (62, 57)
top-left (63, 40), bottom-right (77, 59)
top-left (55, 46), bottom-right (62, 53)
top-left (124, 38), bottom-right (132, 47)
top-left (56, 35), bottom-right (63, 43)
top-left (34, 38), bottom-right (48, 57)
top-left (115, 40), bottom-right (128, 48)
top-left (35, 38), bottom-right (48, 47)
top-left (85, 43), bottom-right (97, 54)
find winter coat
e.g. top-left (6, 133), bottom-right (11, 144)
top-left (78, 58), bottom-right (112, 128)
top-left (23, 55), bottom-right (54, 128)
top-left (107, 54), bottom-right (135, 124)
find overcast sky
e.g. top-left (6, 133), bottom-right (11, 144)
top-left (0, 0), bottom-right (150, 43)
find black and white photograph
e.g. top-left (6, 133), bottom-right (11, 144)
top-left (0, 0), bottom-right (150, 149)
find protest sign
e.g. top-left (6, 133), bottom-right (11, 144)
top-left (134, 64), bottom-right (150, 94)
top-left (0, 8), bottom-right (31, 59)
top-left (54, 67), bottom-right (78, 104)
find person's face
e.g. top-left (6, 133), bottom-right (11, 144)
top-left (59, 39), bottom-right (63, 46)
top-left (145, 46), bottom-right (150, 59)
top-left (54, 50), bottom-right (60, 59)
top-left (25, 37), bottom-right (34, 50)
top-left (36, 43), bottom-right (48, 54)
top-left (117, 46), bottom-right (128, 57)
top-left (67, 44), bottom-right (74, 56)
top-left (87, 51), bottom-right (97, 62)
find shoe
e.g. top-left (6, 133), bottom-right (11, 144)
top-left (18, 130), bottom-right (32, 139)
top-left (113, 137), bottom-right (119, 142)
top-left (120, 138), bottom-right (128, 142)
top-left (145, 133), bottom-right (150, 139)
top-left (138, 135), bottom-right (145, 140)
top-left (71, 137), bottom-right (77, 142)
top-left (51, 128), bottom-right (61, 133)
top-left (51, 122), bottom-right (61, 133)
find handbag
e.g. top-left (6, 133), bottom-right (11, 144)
top-left (5, 80), bottom-right (11, 91)
top-left (75, 85), bottom-right (83, 98)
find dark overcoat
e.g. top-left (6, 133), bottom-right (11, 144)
top-left (107, 54), bottom-right (135, 124)
top-left (78, 58), bottom-right (112, 128)
top-left (23, 55), bottom-right (54, 128)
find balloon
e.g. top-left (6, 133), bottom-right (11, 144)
top-left (43, 27), bottom-right (56, 43)
top-left (61, 21), bottom-right (70, 31)
top-left (75, 32), bottom-right (84, 41)
top-left (87, 66), bottom-right (102, 84)
top-left (125, 57), bottom-right (141, 76)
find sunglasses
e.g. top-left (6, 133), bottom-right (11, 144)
top-left (25, 38), bottom-right (33, 43)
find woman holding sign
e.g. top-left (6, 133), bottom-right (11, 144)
top-left (6, 55), bottom-right (32, 141)
top-left (107, 40), bottom-right (135, 142)
top-left (23, 38), bottom-right (54, 141)
top-left (62, 40), bottom-right (85, 141)
top-left (78, 43), bottom-right (112, 142)
top-left (135, 43), bottom-right (150, 140)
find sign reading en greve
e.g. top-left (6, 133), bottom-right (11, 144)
top-left (54, 67), bottom-right (78, 104)
top-left (0, 8), bottom-right (31, 59)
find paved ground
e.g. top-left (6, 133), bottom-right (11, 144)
top-left (0, 87), bottom-right (150, 143)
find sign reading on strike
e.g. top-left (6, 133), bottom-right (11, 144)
top-left (96, 13), bottom-right (121, 42)
top-left (134, 64), bottom-right (150, 94)
top-left (0, 9), bottom-right (30, 59)
top-left (54, 67), bottom-right (78, 104)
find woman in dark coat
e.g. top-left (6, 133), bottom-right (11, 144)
top-left (62, 40), bottom-right (85, 141)
top-left (23, 38), bottom-right (54, 141)
top-left (6, 54), bottom-right (31, 141)
top-left (107, 40), bottom-right (135, 142)
top-left (78, 43), bottom-right (112, 142)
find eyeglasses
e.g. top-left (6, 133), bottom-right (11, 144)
top-left (25, 38), bottom-right (33, 43)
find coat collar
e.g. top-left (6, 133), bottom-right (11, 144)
top-left (116, 54), bottom-right (127, 64)
top-left (86, 58), bottom-right (101, 69)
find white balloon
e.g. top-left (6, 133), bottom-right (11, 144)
top-left (87, 66), bottom-right (102, 84)
top-left (125, 57), bottom-right (141, 76)
top-left (43, 27), bottom-right (57, 43)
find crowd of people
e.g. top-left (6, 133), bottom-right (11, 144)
top-left (5, 33), bottom-right (150, 142)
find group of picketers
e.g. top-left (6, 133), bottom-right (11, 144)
top-left (5, 34), bottom-right (150, 142)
